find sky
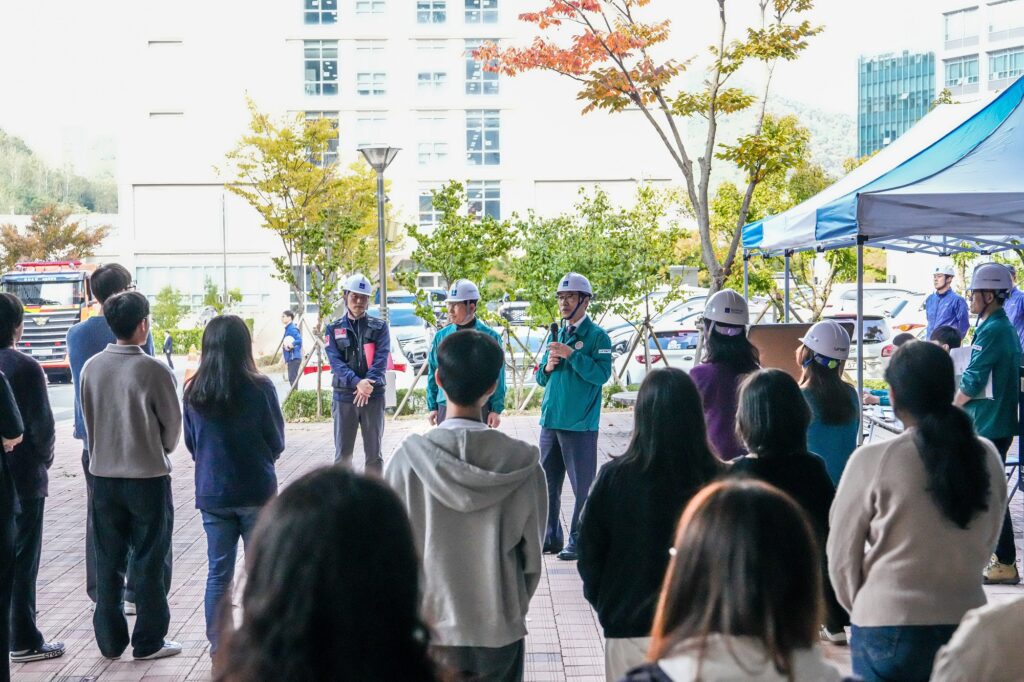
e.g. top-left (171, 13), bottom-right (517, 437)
top-left (0, 0), bottom-right (939, 171)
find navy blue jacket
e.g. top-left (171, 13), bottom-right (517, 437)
top-left (183, 375), bottom-right (284, 510)
top-left (282, 322), bottom-right (302, 362)
top-left (68, 315), bottom-right (155, 441)
top-left (324, 313), bottom-right (390, 401)
top-left (0, 349), bottom-right (55, 500)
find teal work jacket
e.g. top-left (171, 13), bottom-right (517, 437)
top-left (426, 318), bottom-right (506, 414)
top-left (535, 316), bottom-right (613, 432)
top-left (961, 307), bottom-right (1021, 439)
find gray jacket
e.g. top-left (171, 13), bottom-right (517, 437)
top-left (81, 344), bottom-right (181, 478)
top-left (385, 425), bottom-right (547, 648)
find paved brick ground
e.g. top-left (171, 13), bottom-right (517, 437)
top-left (10, 413), bottom-right (1023, 681)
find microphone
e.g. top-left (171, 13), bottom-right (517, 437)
top-left (548, 322), bottom-right (561, 371)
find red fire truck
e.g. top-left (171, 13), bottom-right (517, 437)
top-left (0, 261), bottom-right (97, 383)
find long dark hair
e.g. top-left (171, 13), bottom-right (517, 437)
top-left (736, 369), bottom-right (811, 458)
top-left (885, 341), bottom-right (991, 528)
top-left (216, 467), bottom-right (440, 682)
top-left (649, 479), bottom-right (821, 675)
top-left (704, 325), bottom-right (760, 374)
top-left (183, 315), bottom-right (262, 416)
top-left (620, 368), bottom-right (724, 487)
top-left (797, 345), bottom-right (857, 425)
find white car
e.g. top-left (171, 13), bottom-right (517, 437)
top-left (368, 304), bottom-right (431, 372)
top-left (824, 313), bottom-right (893, 381)
top-left (614, 312), bottom-right (702, 385)
top-left (826, 285), bottom-right (926, 317)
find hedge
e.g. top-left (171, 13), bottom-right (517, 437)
top-left (155, 318), bottom-right (252, 356)
top-left (283, 390), bottom-right (333, 422)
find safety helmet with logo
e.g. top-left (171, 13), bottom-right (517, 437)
top-left (799, 319), bottom-right (851, 369)
top-left (557, 272), bottom-right (593, 297)
top-left (447, 279), bottom-right (481, 303)
top-left (342, 273), bottom-right (372, 295)
top-left (703, 289), bottom-right (749, 335)
top-left (933, 263), bottom-right (956, 277)
top-left (968, 262), bottom-right (1013, 299)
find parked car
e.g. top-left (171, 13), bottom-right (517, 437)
top-left (368, 304), bottom-right (431, 372)
top-left (826, 285), bottom-right (925, 317)
top-left (614, 312), bottom-right (702, 385)
top-left (824, 313), bottom-right (892, 380)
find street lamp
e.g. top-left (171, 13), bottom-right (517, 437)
top-left (360, 146), bottom-right (400, 323)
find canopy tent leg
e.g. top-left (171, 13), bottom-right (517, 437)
top-left (784, 251), bottom-right (791, 323)
top-left (856, 239), bottom-right (865, 445)
top-left (743, 252), bottom-right (750, 301)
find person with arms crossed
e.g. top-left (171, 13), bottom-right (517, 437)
top-left (426, 279), bottom-right (505, 427)
top-left (535, 272), bottom-right (612, 562)
top-left (324, 274), bottom-right (390, 474)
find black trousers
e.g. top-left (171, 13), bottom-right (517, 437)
top-left (91, 476), bottom-right (174, 659)
top-left (286, 359), bottom-right (301, 387)
top-left (10, 497), bottom-right (45, 653)
top-left (164, 352), bottom-right (174, 370)
top-left (990, 436), bottom-right (1017, 565)
top-left (0, 471), bottom-right (16, 682)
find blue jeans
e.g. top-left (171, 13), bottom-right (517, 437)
top-left (851, 624), bottom-right (958, 681)
top-left (201, 506), bottom-right (261, 653)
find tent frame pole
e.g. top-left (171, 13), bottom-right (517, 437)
top-left (743, 252), bottom-right (750, 301)
top-left (784, 250), bottom-right (791, 323)
top-left (856, 237), bottom-right (865, 445)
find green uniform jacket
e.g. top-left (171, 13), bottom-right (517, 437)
top-left (535, 316), bottom-right (613, 432)
top-left (961, 307), bottom-right (1021, 439)
top-left (426, 318), bottom-right (506, 414)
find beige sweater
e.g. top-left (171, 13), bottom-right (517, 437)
top-left (827, 430), bottom-right (1006, 626)
top-left (80, 344), bottom-right (181, 478)
top-left (930, 596), bottom-right (1024, 681)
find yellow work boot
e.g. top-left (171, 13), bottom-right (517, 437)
top-left (983, 555), bottom-right (1021, 585)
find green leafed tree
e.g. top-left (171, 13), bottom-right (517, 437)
top-left (396, 181), bottom-right (518, 325)
top-left (152, 286), bottom-right (189, 329)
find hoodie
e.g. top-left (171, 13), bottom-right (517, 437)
top-left (385, 424), bottom-right (547, 648)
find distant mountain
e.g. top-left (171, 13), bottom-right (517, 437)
top-left (769, 96), bottom-right (857, 178)
top-left (0, 129), bottom-right (117, 214)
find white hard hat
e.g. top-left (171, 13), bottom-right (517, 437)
top-left (969, 262), bottom-right (1013, 293)
top-left (557, 272), bottom-right (593, 297)
top-left (343, 273), bottom-right (373, 295)
top-left (447, 279), bottom-right (480, 302)
top-left (703, 289), bottom-right (748, 327)
top-left (933, 263), bottom-right (956, 277)
top-left (799, 320), bottom-right (850, 362)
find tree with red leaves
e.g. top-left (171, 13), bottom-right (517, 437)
top-left (476, 0), bottom-right (821, 292)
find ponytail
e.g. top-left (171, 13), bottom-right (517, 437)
top-left (885, 342), bottom-right (992, 529)
top-left (913, 404), bottom-right (991, 529)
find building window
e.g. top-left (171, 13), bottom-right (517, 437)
top-left (304, 0), bottom-right (338, 24)
top-left (417, 0), bottom-right (446, 23)
top-left (944, 54), bottom-right (980, 86)
top-left (418, 185), bottom-right (443, 227)
top-left (418, 143), bottom-right (449, 165)
top-left (466, 110), bottom-right (500, 165)
top-left (465, 39), bottom-right (499, 95)
top-left (356, 0), bottom-right (385, 13)
top-left (304, 40), bottom-right (338, 95)
top-left (417, 71), bottom-right (447, 91)
top-left (944, 8), bottom-right (979, 42)
top-left (356, 112), bottom-right (388, 148)
top-left (465, 0), bottom-right (497, 23)
top-left (305, 111), bottom-right (339, 166)
top-left (357, 72), bottom-right (387, 95)
top-left (467, 180), bottom-right (500, 220)
top-left (989, 46), bottom-right (1024, 81)
top-left (989, 0), bottom-right (1024, 34)
top-left (416, 39), bottom-right (447, 59)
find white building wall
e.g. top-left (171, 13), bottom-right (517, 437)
top-left (115, 0), bottom-right (691, 324)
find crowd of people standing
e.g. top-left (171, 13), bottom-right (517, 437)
top-left (0, 260), bottom-right (1022, 682)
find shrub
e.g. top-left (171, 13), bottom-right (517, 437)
top-left (394, 388), bottom-right (429, 417)
top-left (603, 383), bottom-right (641, 408)
top-left (283, 389), bottom-right (332, 422)
top-left (152, 327), bottom-right (204, 355)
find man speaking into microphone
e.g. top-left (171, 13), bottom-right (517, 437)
top-left (535, 272), bottom-right (612, 561)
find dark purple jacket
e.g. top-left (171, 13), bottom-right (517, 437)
top-left (688, 361), bottom-right (750, 461)
top-left (0, 348), bottom-right (55, 499)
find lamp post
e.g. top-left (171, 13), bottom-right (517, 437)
top-left (360, 146), bottom-right (400, 323)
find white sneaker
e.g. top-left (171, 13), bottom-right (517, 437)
top-left (820, 625), bottom-right (848, 644)
top-left (134, 641), bottom-right (182, 660)
top-left (124, 601), bottom-right (137, 616)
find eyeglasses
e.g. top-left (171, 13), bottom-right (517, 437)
top-left (556, 293), bottom-right (579, 302)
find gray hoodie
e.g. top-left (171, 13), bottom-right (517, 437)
top-left (385, 425), bottom-right (547, 648)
